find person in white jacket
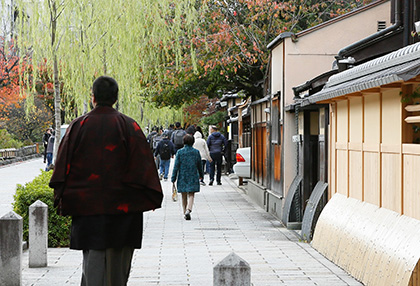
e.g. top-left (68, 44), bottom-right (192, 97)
top-left (193, 130), bottom-right (212, 185)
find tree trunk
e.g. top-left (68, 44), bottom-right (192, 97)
top-left (53, 54), bottom-right (61, 163)
top-left (51, 1), bottom-right (61, 163)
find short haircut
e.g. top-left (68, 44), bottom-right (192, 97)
top-left (183, 134), bottom-right (195, 146)
top-left (175, 122), bottom-right (181, 128)
top-left (211, 125), bottom-right (219, 131)
top-left (92, 76), bottom-right (118, 106)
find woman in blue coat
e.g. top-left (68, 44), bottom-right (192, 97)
top-left (171, 134), bottom-right (204, 220)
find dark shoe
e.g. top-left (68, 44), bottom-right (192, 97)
top-left (217, 182), bottom-right (222, 185)
top-left (184, 209), bottom-right (191, 220)
top-left (209, 180), bottom-right (214, 186)
top-left (200, 180), bottom-right (206, 186)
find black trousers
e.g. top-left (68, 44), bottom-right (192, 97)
top-left (210, 152), bottom-right (222, 183)
top-left (43, 143), bottom-right (48, 161)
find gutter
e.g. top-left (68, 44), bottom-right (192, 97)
top-left (337, 0), bottom-right (402, 59)
top-left (267, 32), bottom-right (294, 50)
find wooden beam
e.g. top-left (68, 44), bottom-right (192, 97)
top-left (405, 116), bottom-right (420, 124)
top-left (381, 82), bottom-right (403, 89)
top-left (402, 75), bottom-right (420, 83)
top-left (346, 92), bottom-right (363, 97)
top-left (316, 100), bottom-right (334, 104)
top-left (405, 105), bottom-right (420, 112)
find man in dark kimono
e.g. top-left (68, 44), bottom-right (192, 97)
top-left (49, 76), bottom-right (163, 286)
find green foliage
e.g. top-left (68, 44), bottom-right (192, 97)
top-left (13, 171), bottom-right (71, 247)
top-left (0, 129), bottom-right (23, 149)
top-left (201, 110), bottom-right (227, 134)
top-left (400, 86), bottom-right (420, 103)
top-left (15, 0), bottom-right (201, 128)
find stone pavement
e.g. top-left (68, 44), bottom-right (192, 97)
top-left (0, 158), bottom-right (46, 217)
top-left (1, 158), bottom-right (363, 286)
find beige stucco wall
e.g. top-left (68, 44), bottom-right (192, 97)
top-left (270, 0), bottom-right (391, 195)
top-left (283, 1), bottom-right (390, 106)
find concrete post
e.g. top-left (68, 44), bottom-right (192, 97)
top-left (29, 200), bottom-right (48, 268)
top-left (0, 211), bottom-right (23, 286)
top-left (213, 252), bottom-right (251, 286)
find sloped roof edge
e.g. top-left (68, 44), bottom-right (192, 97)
top-left (267, 0), bottom-right (389, 50)
top-left (306, 41), bottom-right (420, 104)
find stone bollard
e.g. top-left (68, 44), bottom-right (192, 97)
top-left (29, 200), bottom-right (48, 268)
top-left (0, 211), bottom-right (23, 286)
top-left (213, 252), bottom-right (251, 286)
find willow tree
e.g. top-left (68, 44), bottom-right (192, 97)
top-left (14, 0), bottom-right (203, 158)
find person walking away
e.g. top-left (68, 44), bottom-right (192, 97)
top-left (193, 130), bottom-right (212, 185)
top-left (171, 134), bottom-right (203, 220)
top-left (146, 126), bottom-right (158, 150)
top-left (49, 76), bottom-right (163, 286)
top-left (154, 132), bottom-right (175, 181)
top-left (185, 124), bottom-right (196, 136)
top-left (207, 125), bottom-right (228, 186)
top-left (166, 124), bottom-right (175, 140)
top-left (45, 130), bottom-right (55, 171)
top-left (171, 122), bottom-right (186, 154)
top-left (42, 128), bottom-right (52, 163)
top-left (152, 128), bottom-right (163, 170)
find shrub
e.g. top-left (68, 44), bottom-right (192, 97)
top-left (13, 170), bottom-right (71, 247)
top-left (0, 129), bottom-right (23, 149)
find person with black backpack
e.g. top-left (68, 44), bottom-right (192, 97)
top-left (154, 132), bottom-right (175, 181)
top-left (171, 122), bottom-right (186, 154)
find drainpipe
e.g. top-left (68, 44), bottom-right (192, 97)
top-left (336, 0), bottom-right (402, 60)
top-left (403, 0), bottom-right (411, 46)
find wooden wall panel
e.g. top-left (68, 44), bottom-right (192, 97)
top-left (409, 261), bottom-right (420, 286)
top-left (330, 103), bottom-right (337, 197)
top-left (273, 144), bottom-right (281, 182)
top-left (336, 150), bottom-right (348, 196)
top-left (337, 100), bottom-right (348, 144)
top-left (381, 153), bottom-right (402, 214)
top-left (403, 154), bottom-right (420, 220)
top-left (382, 89), bottom-right (401, 145)
top-left (349, 151), bottom-right (363, 201)
top-left (349, 97), bottom-right (363, 143)
top-left (364, 94), bottom-right (380, 145)
top-left (364, 152), bottom-right (380, 207)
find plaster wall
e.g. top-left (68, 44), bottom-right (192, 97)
top-left (269, 1), bottom-right (390, 200)
top-left (283, 1), bottom-right (391, 106)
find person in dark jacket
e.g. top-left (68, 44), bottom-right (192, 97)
top-left (154, 132), bottom-right (175, 181)
top-left (165, 124), bottom-right (175, 140)
top-left (45, 130), bottom-right (55, 171)
top-left (171, 122), bottom-right (186, 153)
top-left (42, 128), bottom-right (52, 163)
top-left (49, 76), bottom-right (163, 286)
top-left (171, 134), bottom-right (203, 220)
top-left (207, 125), bottom-right (228, 185)
top-left (185, 124), bottom-right (196, 135)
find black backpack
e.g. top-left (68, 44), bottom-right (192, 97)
top-left (160, 141), bottom-right (171, 160)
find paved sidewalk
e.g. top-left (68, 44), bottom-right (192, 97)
top-left (0, 158), bottom-right (46, 217)
top-left (1, 158), bottom-right (363, 285)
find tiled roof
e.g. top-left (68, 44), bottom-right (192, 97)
top-left (306, 42), bottom-right (420, 104)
